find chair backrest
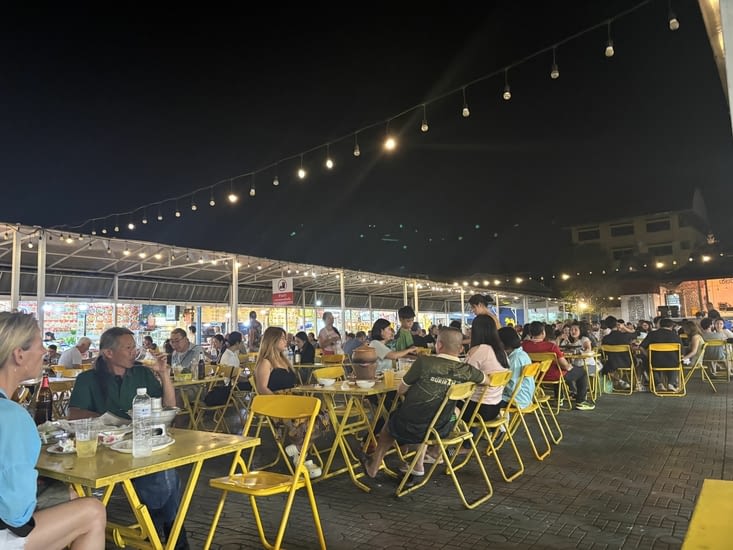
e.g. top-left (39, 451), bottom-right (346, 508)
top-left (648, 342), bottom-right (681, 369)
top-left (527, 351), bottom-right (561, 374)
top-left (600, 344), bottom-right (634, 367)
top-left (488, 369), bottom-right (512, 388)
top-left (249, 394), bottom-right (320, 421)
top-left (601, 344), bottom-right (632, 354)
top-left (446, 381), bottom-right (478, 401)
top-left (648, 343), bottom-right (681, 353)
top-left (505, 361), bottom-right (541, 410)
top-left (532, 358), bottom-right (557, 384)
top-left (321, 354), bottom-right (345, 364)
top-left (312, 366), bottom-right (345, 381)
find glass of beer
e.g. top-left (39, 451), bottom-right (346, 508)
top-left (383, 369), bottom-right (395, 387)
top-left (75, 418), bottom-right (98, 458)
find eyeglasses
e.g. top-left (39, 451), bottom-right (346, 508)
top-left (169, 337), bottom-right (185, 344)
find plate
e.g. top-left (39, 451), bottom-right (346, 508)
top-left (110, 436), bottom-right (175, 454)
top-left (47, 444), bottom-right (75, 455)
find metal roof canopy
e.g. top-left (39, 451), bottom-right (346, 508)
top-left (0, 222), bottom-right (556, 331)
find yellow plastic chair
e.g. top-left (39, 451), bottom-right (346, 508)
top-left (600, 344), bottom-right (635, 395)
top-left (321, 353), bottom-right (345, 364)
top-left (506, 362), bottom-right (552, 461)
top-left (684, 342), bottom-right (715, 392)
top-left (703, 340), bottom-right (729, 383)
top-left (312, 366), bottom-right (346, 382)
top-left (395, 382), bottom-right (494, 509)
top-left (648, 343), bottom-right (686, 397)
top-left (460, 369), bottom-right (524, 482)
top-left (204, 394), bottom-right (326, 550)
top-left (192, 366), bottom-right (242, 432)
top-left (531, 359), bottom-right (563, 445)
top-left (528, 352), bottom-right (572, 414)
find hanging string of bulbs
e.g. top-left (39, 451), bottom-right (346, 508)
top-left (56, 0), bottom-right (678, 237)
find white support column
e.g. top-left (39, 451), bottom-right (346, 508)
top-left (301, 287), bottom-right (306, 334)
top-left (113, 275), bottom-right (119, 326)
top-left (545, 299), bottom-right (549, 322)
top-left (339, 270), bottom-right (345, 334)
top-left (522, 295), bottom-right (528, 326)
top-left (10, 228), bottom-right (21, 311)
top-left (413, 280), bottom-right (419, 319)
top-left (403, 280), bottom-right (408, 305)
top-left (368, 294), bottom-right (373, 326)
top-left (231, 255), bottom-right (239, 332)
top-left (37, 230), bottom-right (47, 333)
top-left (460, 288), bottom-right (466, 330)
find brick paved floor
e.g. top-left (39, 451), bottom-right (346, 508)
top-left (104, 376), bottom-right (733, 549)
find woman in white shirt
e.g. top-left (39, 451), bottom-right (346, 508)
top-left (218, 331), bottom-right (243, 368)
top-left (368, 319), bottom-right (416, 373)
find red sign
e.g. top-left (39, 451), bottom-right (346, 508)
top-left (272, 277), bottom-right (294, 305)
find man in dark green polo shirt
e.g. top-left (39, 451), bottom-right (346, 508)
top-left (68, 327), bottom-right (187, 550)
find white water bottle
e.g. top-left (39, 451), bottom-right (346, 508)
top-left (132, 387), bottom-right (152, 457)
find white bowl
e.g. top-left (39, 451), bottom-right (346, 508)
top-left (317, 378), bottom-right (336, 387)
top-left (356, 380), bottom-right (375, 389)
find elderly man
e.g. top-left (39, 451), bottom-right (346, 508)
top-left (57, 336), bottom-right (92, 369)
top-left (169, 327), bottom-right (203, 370)
top-left (68, 327), bottom-right (188, 549)
top-left (363, 327), bottom-right (487, 478)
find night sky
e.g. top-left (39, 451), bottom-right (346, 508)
top-left (1, 1), bottom-right (730, 281)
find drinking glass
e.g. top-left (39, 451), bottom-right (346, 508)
top-left (75, 418), bottom-right (98, 458)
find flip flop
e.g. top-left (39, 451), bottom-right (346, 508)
top-left (398, 462), bottom-right (425, 476)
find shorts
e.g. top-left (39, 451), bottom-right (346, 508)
top-left (36, 478), bottom-right (72, 510)
top-left (0, 528), bottom-right (28, 549)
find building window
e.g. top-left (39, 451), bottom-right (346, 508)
top-left (610, 224), bottom-right (634, 237)
top-left (648, 243), bottom-right (674, 256)
top-left (646, 218), bottom-right (670, 232)
top-left (680, 240), bottom-right (690, 250)
top-left (678, 213), bottom-right (690, 227)
top-left (612, 248), bottom-right (634, 260)
top-left (577, 227), bottom-right (600, 241)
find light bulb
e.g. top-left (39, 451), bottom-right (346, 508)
top-left (325, 158), bottom-right (334, 169)
top-left (297, 168), bottom-right (306, 179)
top-left (462, 106), bottom-right (470, 118)
top-left (191, 203), bottom-right (197, 211)
top-left (605, 40), bottom-right (614, 57)
top-left (249, 187), bottom-right (256, 197)
top-left (228, 193), bottom-right (238, 203)
top-left (27, 241), bottom-right (33, 249)
top-left (157, 213), bottom-right (163, 221)
top-left (141, 216), bottom-right (148, 224)
top-left (421, 119), bottom-right (429, 132)
top-left (175, 209), bottom-right (181, 218)
top-left (669, 14), bottom-right (679, 31)
top-left (383, 136), bottom-right (396, 150)
top-left (101, 228), bottom-right (107, 234)
top-left (550, 63), bottom-right (559, 79)
top-left (91, 229), bottom-right (96, 235)
top-left (128, 222), bottom-right (135, 230)
top-left (353, 144), bottom-right (360, 157)
top-left (502, 85), bottom-right (511, 101)
top-left (209, 197), bottom-right (215, 206)
top-left (272, 175), bottom-right (279, 186)
top-left (114, 225), bottom-right (120, 232)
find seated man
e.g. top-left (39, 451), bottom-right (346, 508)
top-left (639, 317), bottom-right (682, 392)
top-left (521, 321), bottom-right (594, 410)
top-left (58, 337), bottom-right (92, 369)
top-left (363, 327), bottom-right (487, 478)
top-left (600, 315), bottom-right (636, 389)
top-left (68, 327), bottom-right (189, 550)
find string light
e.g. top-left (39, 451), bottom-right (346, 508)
top-left (157, 207), bottom-right (163, 221)
top-left (383, 121), bottom-right (396, 151)
top-left (668, 0), bottom-right (679, 31)
top-left (209, 187), bottom-right (216, 206)
top-left (297, 155), bottom-right (306, 180)
top-left (249, 174), bottom-right (256, 197)
top-left (550, 47), bottom-right (560, 79)
top-left (273, 164), bottom-right (280, 186)
top-left (420, 104), bottom-right (429, 132)
top-left (325, 144), bottom-right (334, 170)
top-left (191, 196), bottom-right (198, 211)
top-left (461, 87), bottom-right (470, 118)
top-left (175, 201), bottom-right (181, 218)
top-left (502, 69), bottom-right (512, 101)
top-left (228, 179), bottom-right (238, 203)
top-left (141, 210), bottom-right (148, 224)
top-left (605, 21), bottom-right (615, 57)
top-left (353, 134), bottom-right (361, 157)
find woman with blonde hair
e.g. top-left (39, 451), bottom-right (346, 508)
top-left (255, 326), bottom-right (297, 394)
top-left (0, 312), bottom-right (106, 550)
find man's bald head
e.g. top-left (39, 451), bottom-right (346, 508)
top-left (436, 327), bottom-right (464, 355)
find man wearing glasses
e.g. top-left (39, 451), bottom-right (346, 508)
top-left (169, 328), bottom-right (204, 370)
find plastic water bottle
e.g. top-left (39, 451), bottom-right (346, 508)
top-left (132, 387), bottom-right (152, 457)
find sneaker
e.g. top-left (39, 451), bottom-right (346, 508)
top-left (304, 459), bottom-right (322, 478)
top-left (667, 384), bottom-right (678, 393)
top-left (574, 401), bottom-right (595, 411)
top-left (423, 453), bottom-right (444, 465)
top-left (655, 383), bottom-right (667, 392)
top-left (615, 380), bottom-right (630, 390)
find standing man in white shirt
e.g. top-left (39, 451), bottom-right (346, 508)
top-left (58, 337), bottom-right (92, 369)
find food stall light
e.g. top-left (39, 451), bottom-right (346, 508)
top-left (138, 252), bottom-right (146, 259)
top-left (123, 247), bottom-right (130, 256)
top-left (154, 253), bottom-right (162, 260)
top-left (494, 279), bottom-right (501, 285)
top-left (128, 222), bottom-right (135, 230)
top-left (114, 225), bottom-right (120, 232)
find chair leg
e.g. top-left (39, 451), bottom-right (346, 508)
top-left (304, 471), bottom-right (327, 549)
top-left (486, 426), bottom-right (524, 482)
top-left (537, 403), bottom-right (563, 444)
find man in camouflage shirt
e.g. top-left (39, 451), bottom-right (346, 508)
top-left (364, 326), bottom-right (487, 478)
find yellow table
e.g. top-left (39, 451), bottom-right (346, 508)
top-left (36, 428), bottom-right (259, 550)
top-left (291, 379), bottom-right (399, 492)
top-left (173, 375), bottom-right (225, 428)
top-left (683, 478), bottom-right (733, 548)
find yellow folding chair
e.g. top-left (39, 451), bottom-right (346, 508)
top-left (600, 344), bottom-right (635, 395)
top-left (312, 365), bottom-right (346, 382)
top-left (648, 343), bottom-right (686, 397)
top-left (531, 359), bottom-right (563, 445)
top-left (528, 352), bottom-right (572, 414)
top-left (321, 353), bottom-right (345, 364)
top-left (204, 395), bottom-right (326, 550)
top-left (395, 382), bottom-right (494, 509)
top-left (684, 342), bottom-right (715, 392)
top-left (506, 362), bottom-right (552, 461)
top-left (192, 366), bottom-right (242, 432)
top-left (702, 340), bottom-right (729, 382)
top-left (460, 369), bottom-right (524, 482)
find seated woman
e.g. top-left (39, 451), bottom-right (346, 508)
top-left (0, 311), bottom-right (106, 550)
top-left (567, 322), bottom-right (596, 373)
top-left (461, 314), bottom-right (510, 422)
top-left (498, 327), bottom-right (535, 409)
top-left (255, 327), bottom-right (297, 394)
top-left (218, 331), bottom-right (242, 368)
top-left (368, 319), bottom-right (417, 373)
top-left (681, 320), bottom-right (705, 366)
top-left (294, 331), bottom-right (316, 364)
top-left (555, 324), bottom-right (571, 347)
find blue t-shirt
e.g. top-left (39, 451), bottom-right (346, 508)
top-left (502, 348), bottom-right (536, 409)
top-left (0, 389), bottom-right (40, 528)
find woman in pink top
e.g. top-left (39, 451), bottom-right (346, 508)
top-left (461, 314), bottom-right (510, 421)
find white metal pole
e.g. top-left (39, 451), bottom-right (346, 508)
top-left (113, 275), bottom-right (119, 326)
top-left (10, 228), bottom-right (21, 311)
top-left (413, 280), bottom-right (419, 319)
top-left (403, 280), bottom-right (408, 305)
top-left (37, 230), bottom-right (47, 334)
top-left (460, 288), bottom-right (466, 330)
top-left (340, 270), bottom-right (345, 335)
top-left (231, 255), bottom-right (239, 332)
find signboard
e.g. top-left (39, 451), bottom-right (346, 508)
top-left (272, 277), bottom-right (294, 305)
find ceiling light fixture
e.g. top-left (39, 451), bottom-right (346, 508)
top-left (209, 187), bottom-right (216, 206)
top-left (420, 104), bottom-right (429, 132)
top-left (175, 201), bottom-right (181, 218)
top-left (191, 196), bottom-right (197, 211)
top-left (157, 207), bottom-right (163, 221)
top-left (141, 209), bottom-right (148, 224)
top-left (273, 164), bottom-right (280, 186)
top-left (228, 179), bottom-right (238, 203)
top-left (668, 1), bottom-right (679, 30)
top-left (325, 144), bottom-right (334, 169)
top-left (249, 174), bottom-right (256, 197)
top-left (298, 154), bottom-right (306, 179)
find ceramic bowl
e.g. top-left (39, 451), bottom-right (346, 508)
top-left (317, 378), bottom-right (336, 387)
top-left (356, 379), bottom-right (375, 389)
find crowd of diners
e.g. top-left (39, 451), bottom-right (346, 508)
top-left (2, 295), bottom-right (729, 548)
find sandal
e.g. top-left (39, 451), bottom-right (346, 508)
top-left (423, 453), bottom-right (443, 465)
top-left (398, 462), bottom-right (425, 476)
